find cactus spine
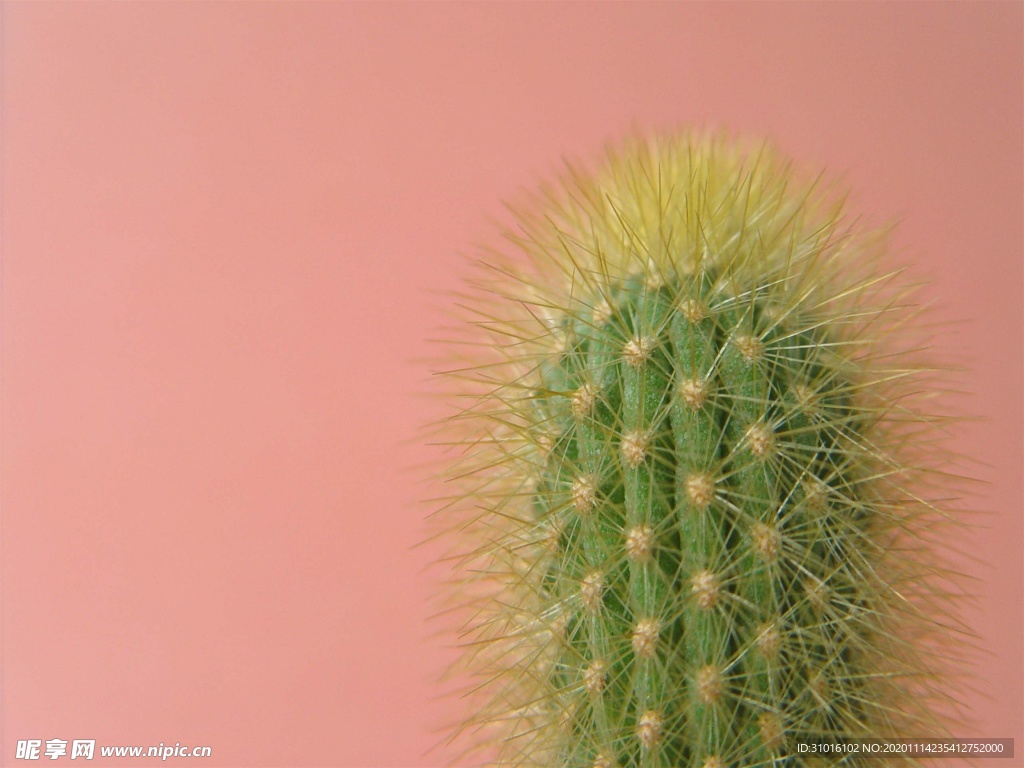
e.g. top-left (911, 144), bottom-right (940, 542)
top-left (433, 132), bottom-right (966, 767)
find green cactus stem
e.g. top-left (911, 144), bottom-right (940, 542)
top-left (432, 131), bottom-right (968, 768)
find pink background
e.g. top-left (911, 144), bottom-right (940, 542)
top-left (2, 3), bottom-right (1020, 766)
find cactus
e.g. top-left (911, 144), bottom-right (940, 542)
top-left (432, 131), bottom-right (967, 767)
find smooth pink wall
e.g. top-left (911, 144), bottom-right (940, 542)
top-left (2, 3), bottom-right (1020, 766)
